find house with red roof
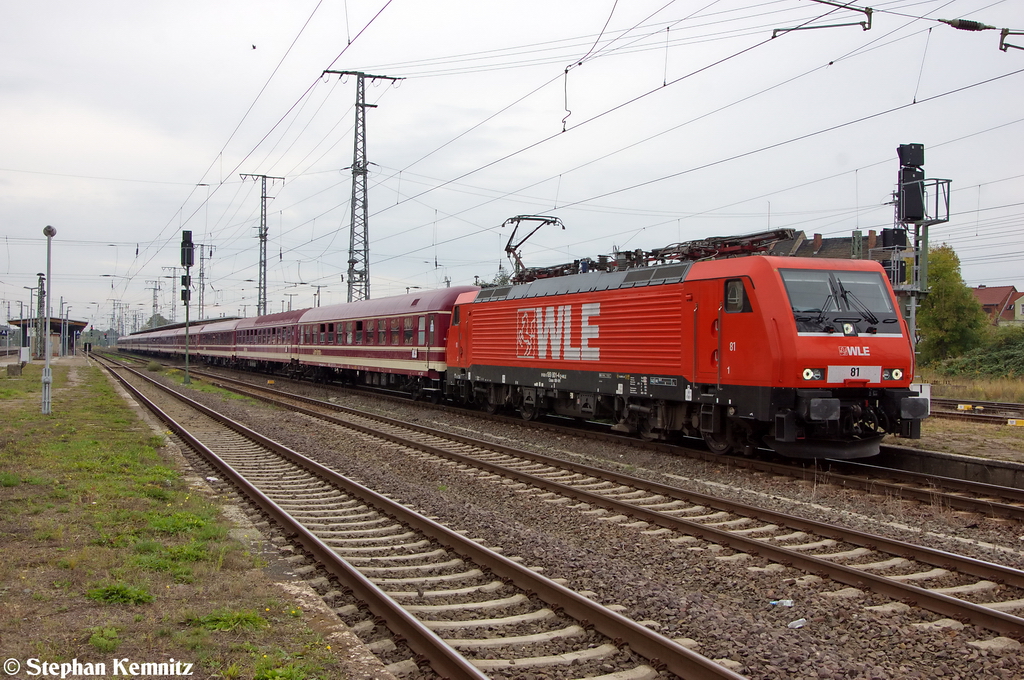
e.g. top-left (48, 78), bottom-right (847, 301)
top-left (971, 285), bottom-right (1023, 326)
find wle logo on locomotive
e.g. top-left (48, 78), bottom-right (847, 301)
top-left (516, 303), bottom-right (601, 361)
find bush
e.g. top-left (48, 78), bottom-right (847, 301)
top-left (932, 325), bottom-right (1024, 378)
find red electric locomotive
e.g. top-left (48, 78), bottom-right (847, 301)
top-left (445, 255), bottom-right (927, 459)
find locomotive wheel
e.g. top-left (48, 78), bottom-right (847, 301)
top-left (637, 418), bottom-right (659, 441)
top-left (484, 400), bottom-right (500, 415)
top-left (520, 404), bottom-right (539, 421)
top-left (702, 431), bottom-right (733, 454)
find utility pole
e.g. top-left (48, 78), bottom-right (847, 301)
top-left (323, 70), bottom-right (403, 302)
top-left (239, 174), bottom-right (284, 316)
top-left (197, 243), bottom-right (215, 320)
top-left (181, 231), bottom-right (194, 385)
top-left (146, 280), bottom-right (161, 327)
top-left (162, 266), bottom-right (180, 322)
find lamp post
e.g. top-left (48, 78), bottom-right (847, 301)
top-left (42, 225), bottom-right (56, 415)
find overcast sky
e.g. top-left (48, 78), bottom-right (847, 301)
top-left (2, 0), bottom-right (1022, 330)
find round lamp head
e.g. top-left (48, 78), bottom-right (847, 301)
top-left (43, 225), bottom-right (57, 237)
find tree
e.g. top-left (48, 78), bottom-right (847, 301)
top-left (475, 262), bottom-right (512, 288)
top-left (143, 314), bottom-right (170, 330)
top-left (916, 244), bottom-right (988, 363)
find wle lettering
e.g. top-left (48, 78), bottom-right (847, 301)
top-left (517, 303), bottom-right (600, 360)
top-left (839, 346), bottom-right (871, 357)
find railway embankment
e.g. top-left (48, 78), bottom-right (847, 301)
top-left (0, 355), bottom-right (393, 680)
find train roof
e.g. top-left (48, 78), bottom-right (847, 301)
top-left (471, 255), bottom-right (890, 304)
top-left (298, 286), bottom-right (480, 323)
top-left (235, 308), bottom-right (308, 330)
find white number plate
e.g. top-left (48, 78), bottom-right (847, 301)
top-left (827, 365), bottom-right (881, 383)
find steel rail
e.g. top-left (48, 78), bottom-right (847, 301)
top-left (201, 376), bottom-right (1024, 640)
top-left (821, 459), bottom-right (1024, 506)
top-left (203, 372), bottom-right (1024, 585)
top-left (188, 366), bottom-right (1024, 517)
top-left (100, 362), bottom-right (489, 680)
top-left (102, 359), bottom-right (744, 680)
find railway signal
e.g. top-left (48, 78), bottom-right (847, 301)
top-left (181, 230), bottom-right (193, 384)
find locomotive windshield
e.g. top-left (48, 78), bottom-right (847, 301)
top-left (779, 269), bottom-right (897, 333)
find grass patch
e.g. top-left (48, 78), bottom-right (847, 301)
top-left (919, 368), bottom-right (1024, 403)
top-left (87, 583), bottom-right (155, 605)
top-left (186, 608), bottom-right (269, 632)
top-left (0, 361), bottom-right (351, 678)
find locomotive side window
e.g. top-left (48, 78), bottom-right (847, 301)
top-left (724, 279), bottom-right (751, 313)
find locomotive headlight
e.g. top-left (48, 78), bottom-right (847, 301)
top-left (802, 368), bottom-right (824, 381)
top-left (882, 368), bottom-right (903, 380)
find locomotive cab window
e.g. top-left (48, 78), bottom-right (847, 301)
top-left (780, 268), bottom-right (897, 334)
top-left (724, 279), bottom-right (751, 313)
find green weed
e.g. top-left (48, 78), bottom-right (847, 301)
top-left (87, 583), bottom-right (154, 605)
top-left (186, 609), bottom-right (269, 632)
top-left (87, 627), bottom-right (120, 653)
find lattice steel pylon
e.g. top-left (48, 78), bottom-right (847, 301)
top-left (240, 174), bottom-right (284, 316)
top-left (324, 70), bottom-right (402, 302)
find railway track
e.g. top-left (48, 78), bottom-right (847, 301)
top-left (96, 355), bottom-right (743, 680)
top-left (159, 365), bottom-right (1024, 643)
top-left (149, 356), bottom-right (1024, 518)
top-left (930, 397), bottom-right (1024, 425)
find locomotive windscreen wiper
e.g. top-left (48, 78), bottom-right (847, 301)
top-left (836, 278), bottom-right (880, 325)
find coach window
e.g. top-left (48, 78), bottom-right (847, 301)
top-left (390, 319), bottom-right (400, 345)
top-left (378, 320), bottom-right (387, 344)
top-left (417, 316), bottom-right (426, 345)
top-left (403, 317), bottom-right (414, 344)
top-left (365, 319), bottom-right (375, 345)
top-left (428, 314), bottom-right (436, 345)
top-left (318, 323), bottom-right (324, 344)
top-left (725, 279), bottom-right (752, 313)
top-left (327, 323), bottom-right (334, 344)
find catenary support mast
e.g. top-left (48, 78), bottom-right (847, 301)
top-left (240, 174), bottom-right (284, 316)
top-left (323, 70), bottom-right (402, 302)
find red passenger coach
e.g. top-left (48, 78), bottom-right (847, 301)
top-left (446, 256), bottom-right (927, 459)
top-left (291, 286), bottom-right (478, 398)
top-left (234, 309), bottom-right (306, 371)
